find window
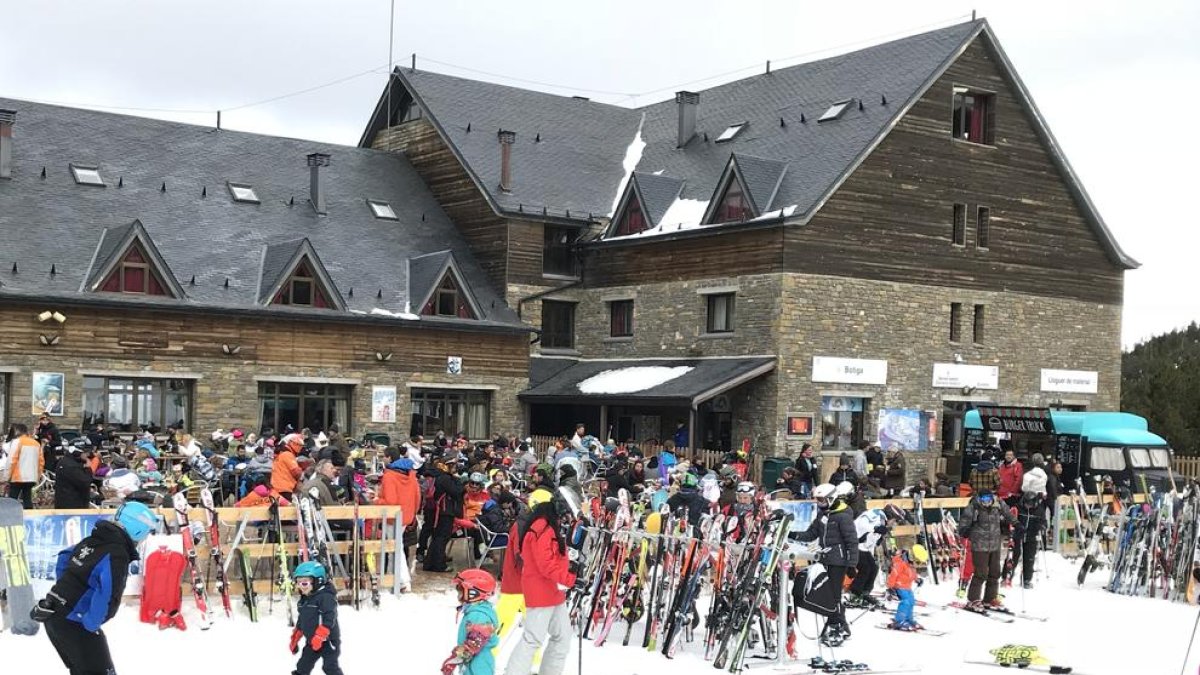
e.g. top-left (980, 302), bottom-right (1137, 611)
top-left (950, 302), bottom-right (962, 342)
top-left (1129, 448), bottom-right (1152, 469)
top-left (818, 100), bottom-right (851, 122)
top-left (715, 123), bottom-right (746, 142)
top-left (976, 206), bottom-right (991, 249)
top-left (410, 388), bottom-right (489, 440)
top-left (228, 182), bottom-right (260, 203)
top-left (952, 203), bottom-right (966, 246)
top-left (609, 299), bottom-right (634, 338)
top-left (1089, 446), bottom-right (1126, 471)
top-left (259, 382), bottom-right (350, 434)
top-left (973, 304), bottom-right (985, 344)
top-left (543, 226), bottom-right (578, 277)
top-left (541, 300), bottom-right (575, 349)
top-left (614, 196), bottom-right (648, 236)
top-left (70, 164), bottom-right (104, 186)
top-left (952, 88), bottom-right (993, 144)
top-left (368, 199), bottom-right (397, 220)
top-left (1149, 448), bottom-right (1171, 468)
top-left (820, 396), bottom-right (866, 450)
top-left (81, 376), bottom-right (191, 432)
top-left (713, 178), bottom-right (751, 223)
top-left (99, 243), bottom-right (170, 296)
top-left (421, 272), bottom-right (476, 318)
top-left (273, 261), bottom-right (331, 308)
top-left (706, 293), bottom-right (735, 333)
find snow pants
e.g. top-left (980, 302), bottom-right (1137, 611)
top-left (822, 565), bottom-right (850, 633)
top-left (1009, 532), bottom-right (1040, 583)
top-left (848, 551), bottom-right (877, 596)
top-left (424, 513), bottom-right (455, 572)
top-left (503, 603), bottom-right (571, 675)
top-left (7, 482), bottom-right (34, 509)
top-left (45, 616), bottom-right (114, 675)
top-left (294, 640), bottom-right (344, 675)
top-left (892, 588), bottom-right (915, 627)
top-left (967, 549), bottom-right (1002, 602)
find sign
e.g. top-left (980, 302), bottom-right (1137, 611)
top-left (371, 386), bottom-right (396, 423)
top-left (932, 363), bottom-right (999, 390)
top-left (31, 372), bottom-right (65, 416)
top-left (977, 406), bottom-right (1056, 435)
top-left (1040, 369), bottom-right (1098, 394)
top-left (785, 413), bottom-right (814, 438)
top-left (446, 356), bottom-right (462, 375)
top-left (878, 409), bottom-right (922, 450)
top-left (821, 396), bottom-right (863, 412)
top-left (811, 356), bottom-right (888, 385)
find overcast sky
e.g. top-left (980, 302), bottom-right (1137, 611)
top-left (4, 0), bottom-right (1197, 348)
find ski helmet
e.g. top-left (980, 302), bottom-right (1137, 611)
top-left (834, 481), bottom-right (856, 499)
top-left (910, 544), bottom-right (930, 565)
top-left (735, 481), bottom-right (757, 495)
top-left (883, 504), bottom-right (908, 524)
top-left (682, 473), bottom-right (699, 489)
top-left (528, 486), bottom-right (554, 508)
top-left (293, 561), bottom-right (327, 581)
top-left (115, 501), bottom-right (157, 543)
top-left (469, 472), bottom-right (487, 485)
top-left (811, 483), bottom-right (837, 501)
top-left (453, 569), bottom-right (497, 603)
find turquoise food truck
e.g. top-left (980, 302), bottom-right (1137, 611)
top-left (962, 408), bottom-right (1174, 494)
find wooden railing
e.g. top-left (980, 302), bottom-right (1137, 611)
top-left (1174, 456), bottom-right (1200, 482)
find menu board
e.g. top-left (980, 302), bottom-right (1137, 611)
top-left (1055, 434), bottom-right (1081, 466)
top-left (964, 428), bottom-right (987, 456)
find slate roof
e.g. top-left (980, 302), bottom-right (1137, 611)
top-left (731, 154), bottom-right (789, 215)
top-left (630, 173), bottom-right (684, 227)
top-left (406, 249), bottom-right (481, 317)
top-left (520, 356), bottom-right (776, 406)
top-left (0, 97), bottom-right (526, 332)
top-left (363, 20), bottom-right (1136, 269)
top-left (83, 221), bottom-right (136, 290)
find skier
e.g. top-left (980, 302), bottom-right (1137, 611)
top-left (957, 489), bottom-right (1017, 610)
top-left (793, 483), bottom-right (858, 646)
top-left (442, 570), bottom-right (502, 675)
top-left (53, 442), bottom-right (94, 509)
top-left (667, 472), bottom-right (710, 528)
top-left (1011, 457), bottom-right (1049, 589)
top-left (289, 561), bottom-right (343, 675)
top-left (272, 433), bottom-right (304, 501)
top-left (376, 453), bottom-right (421, 563)
top-left (425, 454), bottom-right (465, 574)
top-left (31, 501), bottom-right (158, 675)
top-left (846, 504), bottom-right (907, 608)
top-left (885, 547), bottom-right (924, 631)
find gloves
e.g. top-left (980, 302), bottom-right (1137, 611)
top-left (441, 655), bottom-right (465, 675)
top-left (30, 597), bottom-right (59, 623)
top-left (874, 525), bottom-right (890, 535)
top-left (289, 628), bottom-right (303, 654)
top-left (845, 566), bottom-right (857, 579)
top-left (310, 624), bottom-right (331, 651)
top-left (916, 577), bottom-right (925, 587)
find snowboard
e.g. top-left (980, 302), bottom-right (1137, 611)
top-left (0, 497), bottom-right (39, 635)
top-left (965, 644), bottom-right (1074, 673)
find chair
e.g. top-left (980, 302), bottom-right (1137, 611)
top-left (473, 519), bottom-right (509, 568)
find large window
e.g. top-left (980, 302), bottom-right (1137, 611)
top-left (1089, 446), bottom-right (1126, 471)
top-left (952, 89), bottom-right (994, 145)
top-left (821, 396), bottom-right (866, 450)
top-left (81, 376), bottom-right (191, 432)
top-left (543, 225), bottom-right (578, 277)
top-left (410, 388), bottom-right (490, 439)
top-left (705, 293), bottom-right (736, 334)
top-left (99, 244), bottom-right (170, 296)
top-left (609, 299), bottom-right (634, 338)
top-left (541, 300), bottom-right (575, 349)
top-left (258, 382), bottom-right (350, 434)
top-left (272, 261), bottom-right (331, 308)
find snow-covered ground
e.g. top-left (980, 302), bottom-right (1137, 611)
top-left (3, 553), bottom-right (1198, 675)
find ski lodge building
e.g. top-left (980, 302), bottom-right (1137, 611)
top-left (0, 19), bottom-right (1134, 473)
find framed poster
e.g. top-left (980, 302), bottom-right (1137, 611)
top-left (446, 356), bottom-right (463, 375)
top-left (371, 386), bottom-right (396, 423)
top-left (31, 372), bottom-right (65, 416)
top-left (785, 413), bottom-right (814, 438)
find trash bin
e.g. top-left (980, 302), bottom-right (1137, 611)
top-left (760, 456), bottom-right (793, 492)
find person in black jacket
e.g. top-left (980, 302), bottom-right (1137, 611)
top-left (828, 453), bottom-right (859, 487)
top-left (667, 473), bottom-right (710, 529)
top-left (793, 482), bottom-right (859, 647)
top-left (289, 561), bottom-right (343, 675)
top-left (424, 456), bottom-right (465, 573)
top-left (53, 445), bottom-right (94, 509)
top-left (793, 444), bottom-right (817, 498)
top-left (605, 461), bottom-right (632, 500)
top-left (32, 502), bottom-right (156, 675)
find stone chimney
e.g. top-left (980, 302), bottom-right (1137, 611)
top-left (0, 109), bottom-right (15, 180)
top-left (307, 152), bottom-right (331, 215)
top-left (675, 92), bottom-right (699, 148)
top-left (497, 130), bottom-right (516, 193)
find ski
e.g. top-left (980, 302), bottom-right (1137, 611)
top-left (233, 547), bottom-right (258, 622)
top-left (172, 492), bottom-right (212, 629)
top-left (269, 498), bottom-right (295, 627)
top-left (944, 601), bottom-right (1014, 623)
top-left (875, 623), bottom-right (947, 636)
top-left (200, 488), bottom-right (232, 618)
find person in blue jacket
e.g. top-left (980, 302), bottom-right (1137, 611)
top-left (442, 569), bottom-right (500, 675)
top-left (31, 501), bottom-right (158, 675)
top-left (289, 561), bottom-right (343, 675)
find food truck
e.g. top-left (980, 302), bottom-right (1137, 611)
top-left (961, 407), bottom-right (1174, 494)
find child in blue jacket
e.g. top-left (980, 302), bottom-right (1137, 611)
top-left (442, 569), bottom-right (501, 675)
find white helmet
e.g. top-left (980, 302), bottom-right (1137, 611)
top-left (835, 481), bottom-right (855, 498)
top-left (812, 483), bottom-right (837, 501)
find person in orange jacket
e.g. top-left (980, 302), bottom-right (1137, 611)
top-left (886, 547), bottom-right (926, 631)
top-left (376, 451), bottom-right (421, 561)
top-left (271, 433), bottom-right (304, 501)
top-left (7, 423), bottom-right (45, 508)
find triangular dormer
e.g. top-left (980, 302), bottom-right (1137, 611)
top-left (702, 154), bottom-right (789, 225)
top-left (408, 250), bottom-right (481, 320)
top-left (258, 239), bottom-right (345, 310)
top-left (606, 172), bottom-right (686, 238)
top-left (86, 220), bottom-right (184, 298)
top-left (609, 181), bottom-right (650, 237)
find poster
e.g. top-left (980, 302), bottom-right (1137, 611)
top-left (785, 413), bottom-right (814, 437)
top-left (877, 408), bottom-right (922, 451)
top-left (768, 500), bottom-right (817, 533)
top-left (371, 386), bottom-right (397, 423)
top-left (24, 513), bottom-right (149, 597)
top-left (446, 356), bottom-right (463, 375)
top-left (31, 372), bottom-right (65, 416)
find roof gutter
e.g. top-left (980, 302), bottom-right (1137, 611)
top-left (583, 214), bottom-right (793, 250)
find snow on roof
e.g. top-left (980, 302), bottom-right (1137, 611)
top-left (577, 366), bottom-right (694, 394)
top-left (608, 113), bottom-right (647, 217)
top-left (603, 198), bottom-right (710, 241)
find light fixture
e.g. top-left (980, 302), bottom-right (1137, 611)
top-left (37, 311), bottom-right (52, 322)
top-left (39, 334), bottom-right (61, 346)
top-left (953, 353), bottom-right (964, 364)
top-left (52, 311), bottom-right (66, 324)
top-left (375, 351), bottom-right (393, 362)
top-left (221, 344), bottom-right (242, 356)
top-left (961, 385), bottom-right (977, 396)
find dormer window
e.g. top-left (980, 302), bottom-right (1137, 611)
top-left (368, 199), bottom-right (397, 220)
top-left (272, 262), bottom-right (331, 308)
top-left (713, 178), bottom-right (751, 223)
top-left (99, 243), bottom-right (169, 296)
top-left (614, 195), bottom-right (648, 236)
top-left (71, 164), bottom-right (104, 186)
top-left (952, 87), bottom-right (994, 144)
top-left (715, 123), bottom-right (746, 143)
top-left (421, 272), bottom-right (476, 319)
top-left (818, 100), bottom-right (851, 122)
top-left (228, 182), bottom-right (260, 203)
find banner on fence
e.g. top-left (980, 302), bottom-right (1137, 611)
top-left (24, 513), bottom-right (145, 596)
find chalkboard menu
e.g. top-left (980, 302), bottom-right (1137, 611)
top-left (964, 428), bottom-right (987, 456)
top-left (1055, 434), bottom-right (1082, 466)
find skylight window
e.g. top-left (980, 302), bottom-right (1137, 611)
top-left (228, 182), bottom-right (260, 204)
top-left (715, 123), bottom-right (746, 143)
top-left (818, 100), bottom-right (851, 122)
top-left (368, 199), bottom-right (398, 220)
top-left (70, 164), bottom-right (104, 186)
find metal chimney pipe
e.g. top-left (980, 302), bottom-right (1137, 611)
top-left (497, 130), bottom-right (516, 193)
top-left (0, 109), bottom-right (15, 180)
top-left (307, 152), bottom-right (331, 214)
top-left (675, 92), bottom-right (699, 148)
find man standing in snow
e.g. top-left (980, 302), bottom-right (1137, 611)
top-left (997, 449), bottom-right (1024, 508)
top-left (957, 489), bottom-right (1017, 610)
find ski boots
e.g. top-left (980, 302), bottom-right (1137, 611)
top-left (819, 623), bottom-right (851, 647)
top-left (845, 592), bottom-right (882, 609)
top-left (888, 620), bottom-right (923, 631)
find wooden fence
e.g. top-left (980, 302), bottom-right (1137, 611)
top-left (1174, 456), bottom-right (1200, 481)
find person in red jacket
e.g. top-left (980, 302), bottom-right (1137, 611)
top-left (503, 496), bottom-right (580, 675)
top-left (996, 450), bottom-right (1024, 507)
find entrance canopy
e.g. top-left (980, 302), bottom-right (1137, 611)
top-left (521, 357), bottom-right (775, 407)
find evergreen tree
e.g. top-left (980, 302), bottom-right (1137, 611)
top-left (1122, 322), bottom-right (1200, 456)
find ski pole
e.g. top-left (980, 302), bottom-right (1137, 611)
top-left (1180, 604), bottom-right (1200, 675)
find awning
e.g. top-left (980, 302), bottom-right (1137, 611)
top-left (521, 356), bottom-right (776, 408)
top-left (966, 406), bottom-right (1056, 434)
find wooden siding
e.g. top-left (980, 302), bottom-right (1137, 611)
top-left (507, 220), bottom-right (548, 286)
top-left (784, 37), bottom-right (1124, 305)
top-left (373, 120), bottom-right (511, 292)
top-left (584, 227), bottom-right (786, 287)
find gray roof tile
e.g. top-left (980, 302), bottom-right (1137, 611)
top-left (630, 172), bottom-right (684, 226)
top-left (731, 154), bottom-right (788, 215)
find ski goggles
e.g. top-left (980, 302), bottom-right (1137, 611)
top-left (295, 579), bottom-right (315, 588)
top-left (979, 493), bottom-right (995, 505)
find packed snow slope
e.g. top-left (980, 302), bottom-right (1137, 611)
top-left (2, 553), bottom-right (1197, 675)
